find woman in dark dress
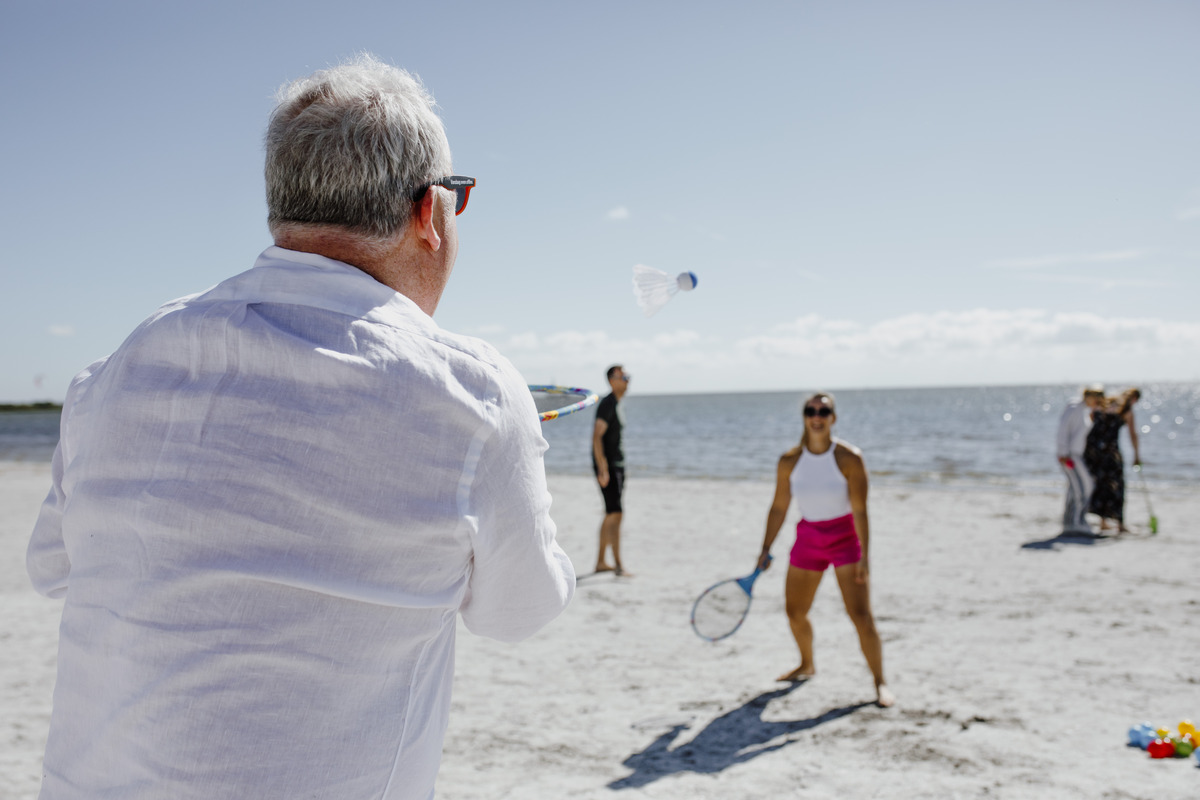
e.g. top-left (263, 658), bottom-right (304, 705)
top-left (1084, 388), bottom-right (1141, 532)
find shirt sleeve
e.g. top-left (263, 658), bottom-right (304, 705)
top-left (1056, 405), bottom-right (1075, 458)
top-left (458, 369), bottom-right (575, 642)
top-left (27, 442), bottom-right (71, 598)
top-left (26, 358), bottom-right (105, 598)
top-left (596, 394), bottom-right (616, 426)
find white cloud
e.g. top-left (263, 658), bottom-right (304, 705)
top-left (48, 325), bottom-right (74, 337)
top-left (986, 250), bottom-right (1147, 270)
top-left (606, 206), bottom-right (630, 221)
top-left (651, 330), bottom-right (702, 348)
top-left (747, 309), bottom-right (1200, 356)
top-left (478, 310), bottom-right (1200, 393)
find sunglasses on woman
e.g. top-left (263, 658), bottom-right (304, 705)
top-left (803, 406), bottom-right (833, 418)
top-left (412, 176), bottom-right (476, 215)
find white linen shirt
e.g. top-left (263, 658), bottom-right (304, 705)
top-left (1056, 400), bottom-right (1093, 458)
top-left (27, 246), bottom-right (575, 800)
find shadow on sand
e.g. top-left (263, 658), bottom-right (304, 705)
top-left (1021, 531), bottom-right (1119, 551)
top-left (608, 683), bottom-right (872, 790)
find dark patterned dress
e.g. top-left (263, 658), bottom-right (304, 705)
top-left (1084, 412), bottom-right (1126, 521)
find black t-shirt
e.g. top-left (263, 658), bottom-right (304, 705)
top-left (593, 392), bottom-right (623, 468)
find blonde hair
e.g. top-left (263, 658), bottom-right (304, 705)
top-left (1115, 387), bottom-right (1141, 415)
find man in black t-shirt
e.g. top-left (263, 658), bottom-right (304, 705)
top-left (592, 365), bottom-right (630, 575)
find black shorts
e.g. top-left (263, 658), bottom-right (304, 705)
top-left (594, 465), bottom-right (625, 514)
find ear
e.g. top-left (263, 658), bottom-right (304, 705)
top-left (413, 189), bottom-right (443, 252)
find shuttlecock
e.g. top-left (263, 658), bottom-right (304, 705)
top-left (632, 264), bottom-right (698, 317)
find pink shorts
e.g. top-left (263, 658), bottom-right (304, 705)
top-left (789, 513), bottom-right (862, 572)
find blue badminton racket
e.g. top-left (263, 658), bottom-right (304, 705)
top-left (690, 556), bottom-right (772, 642)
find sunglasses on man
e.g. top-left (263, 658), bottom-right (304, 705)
top-left (803, 406), bottom-right (833, 418)
top-left (412, 176), bottom-right (476, 215)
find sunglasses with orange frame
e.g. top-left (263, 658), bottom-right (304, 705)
top-left (412, 175), bottom-right (476, 215)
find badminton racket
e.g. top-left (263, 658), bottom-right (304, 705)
top-left (528, 385), bottom-right (599, 422)
top-left (690, 556), bottom-right (772, 642)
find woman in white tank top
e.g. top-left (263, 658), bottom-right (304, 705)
top-left (756, 392), bottom-right (893, 708)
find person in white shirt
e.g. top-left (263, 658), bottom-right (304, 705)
top-left (1056, 385), bottom-right (1105, 535)
top-left (27, 54), bottom-right (574, 800)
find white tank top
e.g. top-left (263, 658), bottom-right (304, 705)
top-left (789, 438), bottom-right (852, 522)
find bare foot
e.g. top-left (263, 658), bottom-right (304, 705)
top-left (777, 666), bottom-right (815, 683)
top-left (876, 684), bottom-right (896, 708)
top-left (594, 564), bottom-right (615, 574)
top-left (614, 566), bottom-right (633, 578)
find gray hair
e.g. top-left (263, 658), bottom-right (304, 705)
top-left (265, 54), bottom-right (452, 241)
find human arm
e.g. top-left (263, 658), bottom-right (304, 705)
top-left (27, 441), bottom-right (71, 597)
top-left (25, 360), bottom-right (105, 597)
top-left (758, 450), bottom-right (798, 570)
top-left (1125, 410), bottom-right (1140, 466)
top-left (1056, 405), bottom-right (1075, 464)
top-left (837, 444), bottom-right (871, 584)
top-left (459, 375), bottom-right (575, 642)
top-left (593, 418), bottom-right (609, 488)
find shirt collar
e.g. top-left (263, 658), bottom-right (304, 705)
top-left (195, 246), bottom-right (427, 324)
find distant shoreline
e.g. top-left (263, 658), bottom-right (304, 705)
top-left (0, 403), bottom-right (61, 413)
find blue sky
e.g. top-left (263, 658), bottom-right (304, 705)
top-left (3, 0), bottom-right (1198, 400)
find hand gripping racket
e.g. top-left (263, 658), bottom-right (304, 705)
top-left (690, 556), bottom-right (772, 642)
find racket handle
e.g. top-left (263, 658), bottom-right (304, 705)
top-left (738, 555), bottom-right (772, 593)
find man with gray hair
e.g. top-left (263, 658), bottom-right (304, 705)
top-left (27, 55), bottom-right (574, 799)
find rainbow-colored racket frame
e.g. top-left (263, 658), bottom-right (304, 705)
top-left (529, 385), bottom-right (600, 422)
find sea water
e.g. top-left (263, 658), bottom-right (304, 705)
top-left (539, 382), bottom-right (1200, 490)
top-left (3, 383), bottom-right (1198, 490)
top-left (0, 410), bottom-right (61, 463)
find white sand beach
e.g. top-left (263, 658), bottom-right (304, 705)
top-left (3, 462), bottom-right (1197, 798)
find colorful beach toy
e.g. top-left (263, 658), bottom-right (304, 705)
top-left (1147, 738), bottom-right (1175, 759)
top-left (1172, 734), bottom-right (1195, 758)
top-left (1128, 720), bottom-right (1198, 759)
top-left (1128, 723), bottom-right (1157, 749)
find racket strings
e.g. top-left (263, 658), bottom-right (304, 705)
top-left (528, 385), bottom-right (599, 422)
top-left (531, 392), bottom-right (569, 414)
top-left (691, 581), bottom-right (752, 641)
